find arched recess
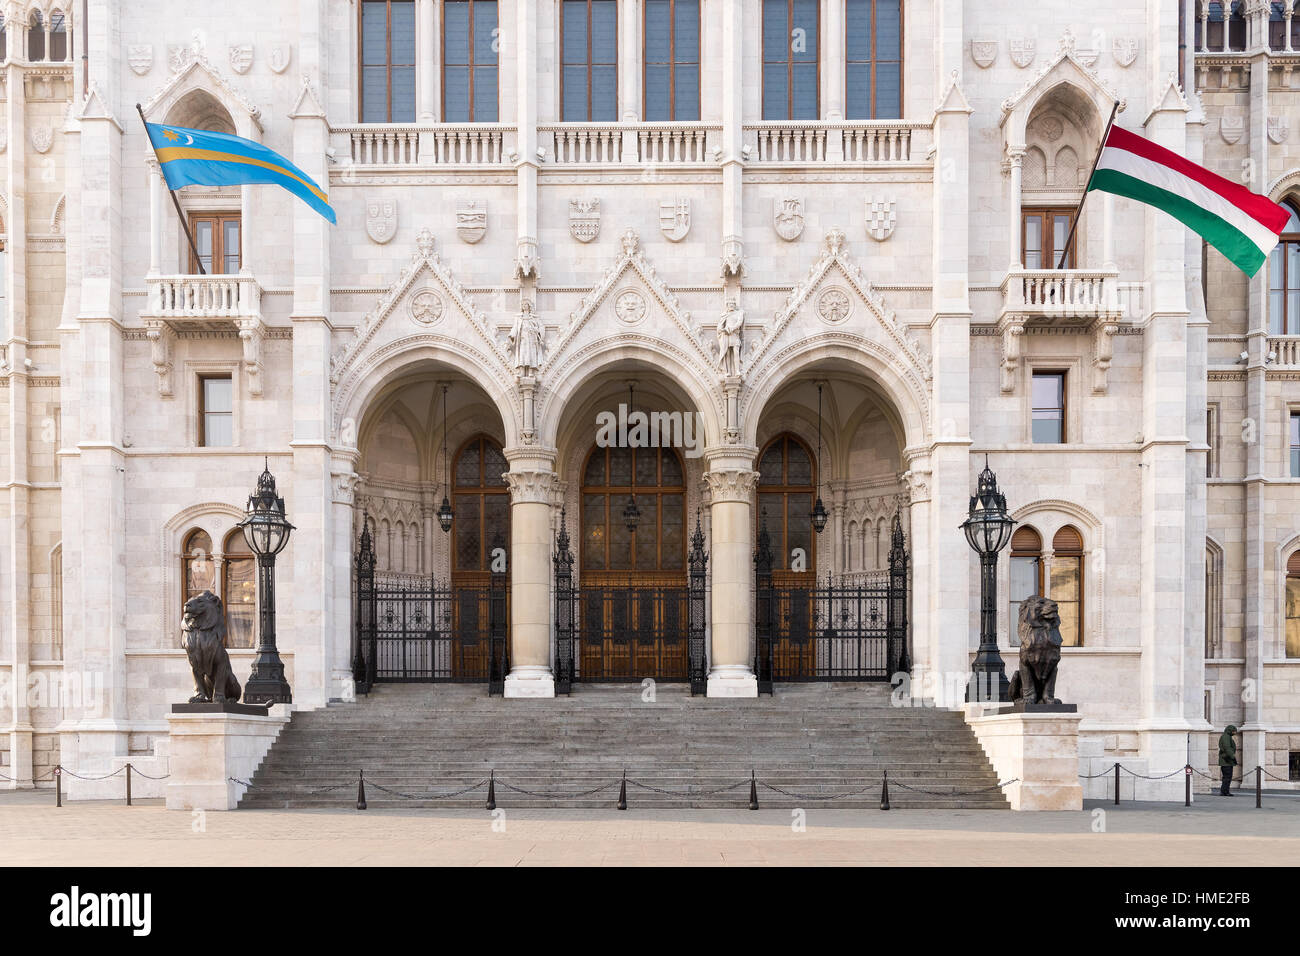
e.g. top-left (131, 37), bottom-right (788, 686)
top-left (742, 339), bottom-right (925, 454)
top-left (538, 340), bottom-right (724, 453)
top-left (160, 502), bottom-right (248, 647)
top-left (1205, 536), bottom-right (1225, 658)
top-left (1275, 534), bottom-right (1300, 659)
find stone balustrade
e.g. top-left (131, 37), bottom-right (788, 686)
top-left (1269, 335), bottom-right (1300, 366)
top-left (337, 124), bottom-right (511, 167)
top-left (743, 121), bottom-right (928, 164)
top-left (541, 123), bottom-right (720, 165)
top-left (1000, 268), bottom-right (1128, 321)
top-left (144, 273), bottom-right (263, 322)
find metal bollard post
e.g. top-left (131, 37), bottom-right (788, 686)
top-left (748, 770), bottom-right (759, 811)
top-left (55, 766), bottom-right (62, 807)
top-left (126, 763), bottom-right (133, 807)
top-left (880, 770), bottom-right (891, 811)
top-left (616, 771), bottom-right (627, 811)
top-left (486, 770), bottom-right (496, 811)
top-left (1256, 766), bottom-right (1262, 809)
top-left (1114, 762), bottom-right (1120, 806)
top-left (1184, 765), bottom-right (1190, 807)
top-left (356, 769), bottom-right (367, 811)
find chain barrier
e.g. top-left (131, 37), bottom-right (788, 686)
top-left (626, 779), bottom-right (750, 797)
top-left (891, 778), bottom-right (1020, 796)
top-left (57, 766), bottom-right (127, 781)
top-left (496, 780), bottom-right (618, 799)
top-left (757, 781), bottom-right (881, 800)
top-left (364, 779), bottom-right (489, 800)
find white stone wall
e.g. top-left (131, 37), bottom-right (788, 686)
top-left (0, 0), bottom-right (1296, 796)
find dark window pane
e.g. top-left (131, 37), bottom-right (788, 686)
top-left (635, 497), bottom-right (658, 568)
top-left (445, 67), bottom-right (471, 122)
top-left (763, 64), bottom-right (788, 119)
top-left (609, 446), bottom-right (632, 486)
top-left (474, 68), bottom-right (498, 121)
top-left (591, 65), bottom-right (618, 120)
top-left (635, 447), bottom-right (658, 487)
top-left (846, 0), bottom-right (871, 60)
top-left (610, 501), bottom-right (633, 569)
top-left (1032, 373), bottom-right (1063, 410)
top-left (591, 0), bottom-right (617, 58)
top-left (874, 63), bottom-right (901, 118)
top-left (362, 66), bottom-right (389, 122)
top-left (786, 440), bottom-right (812, 484)
top-left (786, 494), bottom-right (812, 566)
top-left (763, 0), bottom-right (788, 60)
top-left (475, 2), bottom-right (499, 64)
top-left (456, 495), bottom-right (481, 569)
top-left (792, 62), bottom-right (818, 118)
top-left (362, 4), bottom-right (388, 64)
top-left (674, 65), bottom-right (700, 120)
top-left (875, 0), bottom-right (901, 58)
top-left (846, 65), bottom-right (871, 120)
top-left (204, 377), bottom-right (232, 414)
top-left (563, 66), bottom-right (589, 120)
top-left (759, 444), bottom-right (783, 483)
top-left (584, 449), bottom-right (606, 486)
top-left (660, 448), bottom-right (682, 486)
top-left (391, 2), bottom-right (416, 61)
top-left (758, 493), bottom-right (784, 567)
top-left (583, 494), bottom-right (606, 569)
top-left (391, 66), bottom-right (416, 120)
top-left (645, 64), bottom-right (672, 121)
top-left (563, 3), bottom-right (587, 62)
top-left (791, 0), bottom-right (818, 60)
top-left (223, 220), bottom-right (240, 274)
top-left (661, 494), bottom-right (684, 569)
top-left (445, 3), bottom-right (470, 65)
top-left (483, 440), bottom-right (507, 486)
top-left (456, 440), bottom-right (481, 485)
top-left (1032, 417), bottom-right (1063, 444)
top-left (645, 0), bottom-right (671, 60)
top-left (484, 495), bottom-right (510, 552)
top-left (675, 0), bottom-right (700, 49)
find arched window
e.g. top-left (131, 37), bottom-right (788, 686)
top-left (581, 444), bottom-right (686, 572)
top-left (49, 10), bottom-right (66, 61)
top-left (223, 529), bottom-right (256, 648)
top-left (453, 435), bottom-right (509, 576)
top-left (1268, 200), bottom-right (1300, 335)
top-left (757, 434), bottom-right (816, 574)
top-left (1009, 526), bottom-right (1044, 645)
top-left (1206, 543), bottom-right (1223, 657)
top-left (182, 529), bottom-right (215, 605)
top-left (27, 10), bottom-right (43, 62)
top-left (1286, 550), bottom-right (1300, 658)
top-left (1051, 526), bottom-right (1084, 647)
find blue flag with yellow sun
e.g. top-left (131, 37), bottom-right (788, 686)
top-left (145, 122), bottom-right (336, 224)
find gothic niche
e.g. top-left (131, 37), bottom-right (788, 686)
top-left (1022, 89), bottom-right (1100, 193)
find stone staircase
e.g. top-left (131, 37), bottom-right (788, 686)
top-left (240, 683), bottom-right (1009, 810)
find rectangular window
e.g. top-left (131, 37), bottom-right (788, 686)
top-left (1022, 208), bottom-right (1077, 269)
top-left (200, 376), bottom-right (233, 448)
top-left (1291, 751), bottom-right (1300, 781)
top-left (1291, 412), bottom-right (1300, 478)
top-left (360, 0), bottom-right (416, 122)
top-left (644, 0), bottom-right (700, 122)
top-left (189, 214), bottom-right (241, 275)
top-left (1288, 575), bottom-right (1300, 658)
top-left (1268, 239), bottom-right (1300, 334)
top-left (762, 0), bottom-right (819, 120)
top-left (845, 0), bottom-right (902, 119)
top-left (1031, 371), bottom-right (1066, 444)
top-left (561, 0), bottom-right (618, 121)
top-left (1207, 404), bottom-right (1219, 478)
top-left (443, 0), bottom-right (499, 121)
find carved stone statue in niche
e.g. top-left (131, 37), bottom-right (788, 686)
top-left (509, 299), bottom-right (546, 375)
top-left (717, 298), bottom-right (745, 378)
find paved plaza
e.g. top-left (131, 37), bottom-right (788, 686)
top-left (1, 791), bottom-right (1296, 867)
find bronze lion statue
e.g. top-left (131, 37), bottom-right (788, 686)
top-left (182, 590), bottom-right (242, 704)
top-left (1008, 596), bottom-right (1063, 705)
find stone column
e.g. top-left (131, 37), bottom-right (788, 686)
top-left (824, 0), bottom-right (845, 122)
top-left (620, 0), bottom-right (640, 122)
top-left (503, 454), bottom-right (556, 697)
top-left (147, 161), bottom-right (163, 275)
top-left (329, 461), bottom-right (361, 697)
top-left (514, 0), bottom-right (538, 277)
top-left (1005, 147), bottom-right (1024, 269)
top-left (719, 0), bottom-right (743, 276)
top-left (703, 452), bottom-right (759, 697)
top-left (417, 0), bottom-right (436, 121)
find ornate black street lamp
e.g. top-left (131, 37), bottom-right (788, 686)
top-left (623, 381), bottom-right (641, 532)
top-left (960, 456), bottom-right (1016, 702)
top-left (239, 460), bottom-right (295, 705)
top-left (437, 383), bottom-right (454, 533)
top-left (811, 382), bottom-right (828, 534)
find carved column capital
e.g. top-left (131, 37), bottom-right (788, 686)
top-left (703, 469), bottom-right (760, 504)
top-left (505, 469), bottom-right (557, 504)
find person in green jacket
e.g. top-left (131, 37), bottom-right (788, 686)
top-left (1218, 725), bottom-right (1238, 796)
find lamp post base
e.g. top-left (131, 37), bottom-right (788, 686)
top-left (967, 655), bottom-right (1010, 704)
top-left (244, 654), bottom-right (292, 706)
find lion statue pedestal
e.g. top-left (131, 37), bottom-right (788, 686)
top-left (1007, 596), bottom-right (1076, 714)
top-left (165, 591), bottom-right (287, 810)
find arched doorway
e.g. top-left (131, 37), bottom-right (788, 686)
top-left (757, 433), bottom-right (818, 676)
top-left (579, 443), bottom-right (689, 679)
top-left (351, 373), bottom-right (509, 690)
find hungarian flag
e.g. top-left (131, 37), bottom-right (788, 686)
top-left (1089, 125), bottom-right (1288, 276)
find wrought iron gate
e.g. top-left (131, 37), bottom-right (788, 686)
top-left (554, 510), bottom-right (708, 694)
top-left (352, 520), bottom-right (508, 695)
top-left (754, 512), bottom-right (909, 693)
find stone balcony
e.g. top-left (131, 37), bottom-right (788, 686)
top-left (139, 273), bottom-right (266, 398)
top-left (997, 268), bottom-right (1137, 396)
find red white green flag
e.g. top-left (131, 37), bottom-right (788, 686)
top-left (1088, 125), bottom-right (1290, 276)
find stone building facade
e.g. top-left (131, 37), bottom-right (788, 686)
top-left (0, 0), bottom-right (1298, 799)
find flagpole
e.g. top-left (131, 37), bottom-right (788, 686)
top-left (135, 103), bottom-right (206, 276)
top-left (1055, 100), bottom-right (1121, 271)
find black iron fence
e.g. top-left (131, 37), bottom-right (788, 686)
top-left (554, 510), bottom-right (709, 693)
top-left (352, 520), bottom-right (508, 695)
top-left (754, 511), bottom-right (909, 693)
